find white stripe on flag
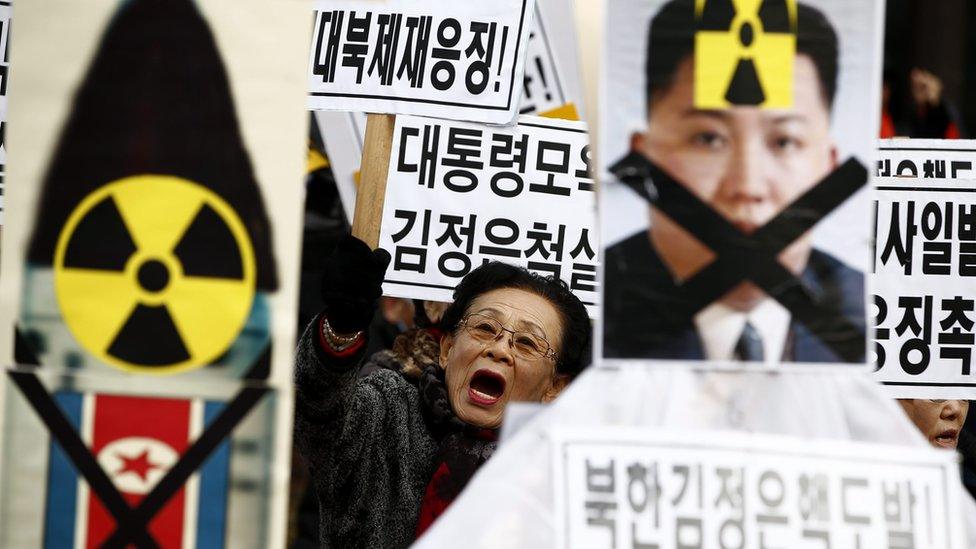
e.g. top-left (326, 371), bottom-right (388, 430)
top-left (74, 392), bottom-right (95, 549)
top-left (183, 398), bottom-right (205, 549)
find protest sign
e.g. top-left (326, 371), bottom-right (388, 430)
top-left (599, 0), bottom-right (883, 367)
top-left (872, 175), bottom-right (976, 398)
top-left (315, 0), bottom-right (586, 227)
top-left (307, 0), bottom-right (535, 125)
top-left (877, 139), bottom-right (976, 180)
top-left (0, 0), bottom-right (307, 546)
top-left (412, 366), bottom-right (965, 549)
top-left (1, 377), bottom-right (283, 548)
top-left (554, 428), bottom-right (964, 549)
top-left (375, 114), bottom-right (598, 315)
top-left (516, 0), bottom-right (586, 119)
top-left (313, 110), bottom-right (366, 224)
top-left (0, 0), bottom-right (306, 388)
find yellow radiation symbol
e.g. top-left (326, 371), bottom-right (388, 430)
top-left (53, 175), bottom-right (256, 374)
top-left (694, 0), bottom-right (797, 109)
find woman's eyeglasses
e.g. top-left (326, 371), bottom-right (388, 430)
top-left (459, 313), bottom-right (557, 362)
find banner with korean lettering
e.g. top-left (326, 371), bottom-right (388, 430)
top-left (872, 175), bottom-right (976, 398)
top-left (877, 139), bottom-right (976, 180)
top-left (314, 0), bottom-right (585, 225)
top-left (554, 428), bottom-right (965, 549)
top-left (308, 0), bottom-right (535, 125)
top-left (376, 114), bottom-right (598, 315)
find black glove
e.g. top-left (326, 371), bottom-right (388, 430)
top-left (319, 234), bottom-right (391, 334)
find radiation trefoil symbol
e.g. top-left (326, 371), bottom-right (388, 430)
top-left (54, 175), bottom-right (256, 374)
top-left (694, 0), bottom-right (797, 109)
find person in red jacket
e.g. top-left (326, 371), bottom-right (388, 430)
top-left (881, 67), bottom-right (964, 138)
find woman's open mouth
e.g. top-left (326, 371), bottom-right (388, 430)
top-left (934, 429), bottom-right (959, 449)
top-left (468, 369), bottom-right (506, 406)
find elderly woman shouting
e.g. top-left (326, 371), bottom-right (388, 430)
top-left (295, 235), bottom-right (591, 548)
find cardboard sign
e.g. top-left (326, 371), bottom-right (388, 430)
top-left (599, 0), bottom-right (883, 367)
top-left (376, 114), bottom-right (598, 315)
top-left (308, 0), bottom-right (535, 125)
top-left (554, 429), bottom-right (964, 549)
top-left (877, 139), bottom-right (976, 180)
top-left (315, 0), bottom-right (586, 225)
top-left (872, 175), bottom-right (976, 398)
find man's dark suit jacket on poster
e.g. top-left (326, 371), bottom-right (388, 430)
top-left (602, 226), bottom-right (866, 363)
top-left (603, 231), bottom-right (865, 362)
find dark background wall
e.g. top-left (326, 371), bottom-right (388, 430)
top-left (884, 0), bottom-right (974, 136)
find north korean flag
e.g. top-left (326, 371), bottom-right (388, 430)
top-left (44, 392), bottom-right (231, 548)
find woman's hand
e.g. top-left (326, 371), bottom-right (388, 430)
top-left (320, 235), bottom-right (391, 334)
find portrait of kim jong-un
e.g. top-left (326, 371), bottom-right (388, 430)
top-left (599, 0), bottom-right (882, 366)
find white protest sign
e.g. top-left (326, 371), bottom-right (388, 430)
top-left (517, 0), bottom-right (585, 118)
top-left (308, 0), bottom-right (535, 125)
top-left (554, 429), bottom-right (965, 549)
top-left (877, 139), bottom-right (976, 180)
top-left (376, 114), bottom-right (598, 315)
top-left (312, 110), bottom-right (365, 223)
top-left (315, 0), bottom-right (586, 226)
top-left (872, 175), bottom-right (976, 398)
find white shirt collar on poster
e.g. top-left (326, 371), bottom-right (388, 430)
top-left (693, 298), bottom-right (791, 363)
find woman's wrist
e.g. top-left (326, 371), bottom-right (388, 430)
top-left (321, 315), bottom-right (364, 352)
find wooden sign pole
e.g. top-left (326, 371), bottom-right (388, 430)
top-left (351, 114), bottom-right (396, 248)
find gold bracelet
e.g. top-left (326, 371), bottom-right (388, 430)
top-left (321, 316), bottom-right (364, 352)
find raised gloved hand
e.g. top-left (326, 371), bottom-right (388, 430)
top-left (319, 234), bottom-right (391, 334)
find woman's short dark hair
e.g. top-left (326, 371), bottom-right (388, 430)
top-left (440, 262), bottom-right (591, 378)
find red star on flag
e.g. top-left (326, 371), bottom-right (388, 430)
top-left (116, 449), bottom-right (157, 482)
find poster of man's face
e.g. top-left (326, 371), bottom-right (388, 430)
top-left (599, 0), bottom-right (882, 366)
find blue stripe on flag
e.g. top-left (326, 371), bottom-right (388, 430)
top-left (196, 400), bottom-right (231, 549)
top-left (43, 391), bottom-right (84, 549)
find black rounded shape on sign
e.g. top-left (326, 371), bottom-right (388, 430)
top-left (739, 22), bottom-right (754, 47)
top-left (137, 259), bottom-right (170, 293)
